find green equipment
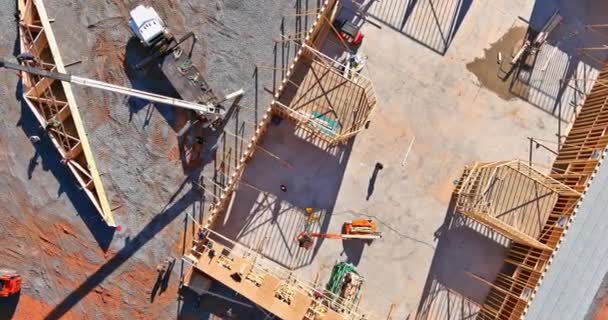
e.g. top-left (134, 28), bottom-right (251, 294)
top-left (310, 111), bottom-right (340, 136)
top-left (325, 262), bottom-right (363, 313)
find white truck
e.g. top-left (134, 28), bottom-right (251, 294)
top-left (128, 5), bottom-right (172, 47)
top-left (127, 4), bottom-right (245, 129)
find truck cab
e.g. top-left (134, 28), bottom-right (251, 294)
top-left (0, 269), bottom-right (21, 298)
top-left (128, 5), bottom-right (169, 47)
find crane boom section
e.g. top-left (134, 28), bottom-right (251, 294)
top-left (0, 58), bottom-right (222, 115)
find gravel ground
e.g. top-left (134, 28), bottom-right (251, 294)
top-left (0, 0), bottom-right (318, 318)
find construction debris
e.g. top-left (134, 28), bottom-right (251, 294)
top-left (511, 10), bottom-right (563, 65)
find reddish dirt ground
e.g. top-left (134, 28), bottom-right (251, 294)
top-left (10, 295), bottom-right (78, 320)
top-left (1, 208), bottom-right (180, 319)
top-left (0, 146), bottom-right (183, 319)
top-left (593, 295), bottom-right (608, 320)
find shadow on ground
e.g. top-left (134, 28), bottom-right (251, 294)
top-left (212, 121), bottom-right (354, 270)
top-left (43, 177), bottom-right (204, 320)
top-left (341, 238), bottom-right (368, 266)
top-left (177, 282), bottom-right (270, 320)
top-left (506, 0), bottom-right (608, 126)
top-left (122, 36), bottom-right (217, 174)
top-left (464, 0), bottom-right (608, 149)
top-left (415, 197), bottom-right (510, 320)
top-left (367, 0), bottom-right (473, 55)
top-left (0, 292), bottom-right (20, 320)
top-left (14, 81), bottom-right (116, 252)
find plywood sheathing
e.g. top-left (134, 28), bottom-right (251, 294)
top-left (17, 0), bottom-right (115, 226)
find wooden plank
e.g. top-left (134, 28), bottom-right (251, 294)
top-left (467, 272), bottom-right (527, 303)
top-left (460, 210), bottom-right (552, 251)
top-left (30, 29), bottom-right (48, 55)
top-left (26, 76), bottom-right (55, 97)
top-left (276, 44), bottom-right (375, 141)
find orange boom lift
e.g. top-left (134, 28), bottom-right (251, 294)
top-left (297, 219), bottom-right (382, 249)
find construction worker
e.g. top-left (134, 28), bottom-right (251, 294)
top-left (156, 262), bottom-right (167, 275)
top-left (304, 207), bottom-right (320, 225)
top-left (29, 135), bottom-right (41, 143)
top-left (16, 52), bottom-right (41, 68)
top-left (156, 257), bottom-right (174, 278)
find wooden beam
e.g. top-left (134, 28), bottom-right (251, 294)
top-left (273, 100), bottom-right (338, 135)
top-left (506, 160), bottom-right (581, 196)
top-left (26, 76), bottom-right (55, 97)
top-left (66, 141), bottom-right (83, 159)
top-left (482, 64), bottom-right (608, 320)
top-left (466, 272), bottom-right (527, 303)
top-left (185, 227), bottom-right (368, 320)
top-left (30, 29), bottom-right (48, 56)
top-left (459, 210), bottom-right (552, 251)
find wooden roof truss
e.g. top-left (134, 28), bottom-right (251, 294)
top-left (455, 160), bottom-right (579, 250)
top-left (17, 0), bottom-right (115, 226)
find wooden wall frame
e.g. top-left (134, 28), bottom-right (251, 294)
top-left (474, 64), bottom-right (608, 320)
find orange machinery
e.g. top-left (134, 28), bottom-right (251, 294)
top-left (0, 269), bottom-right (21, 298)
top-left (297, 219), bottom-right (382, 249)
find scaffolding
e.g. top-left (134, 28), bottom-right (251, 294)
top-left (17, 0), bottom-right (115, 226)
